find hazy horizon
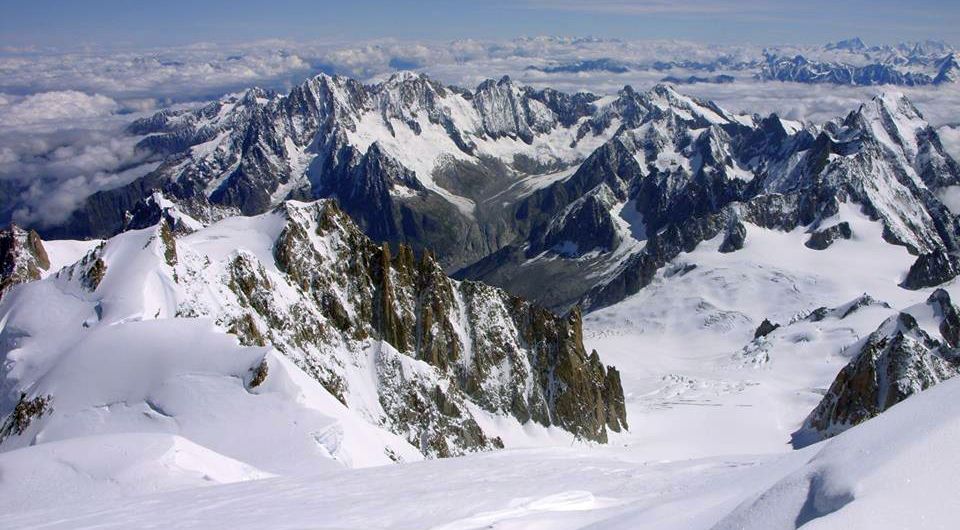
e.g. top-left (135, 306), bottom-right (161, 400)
top-left (3, 0), bottom-right (958, 50)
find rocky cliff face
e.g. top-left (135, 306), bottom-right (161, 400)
top-left (797, 289), bottom-right (960, 444)
top-left (21, 199), bottom-right (626, 458)
top-left (259, 200), bottom-right (627, 452)
top-left (0, 226), bottom-right (49, 301)
top-left (901, 250), bottom-right (960, 290)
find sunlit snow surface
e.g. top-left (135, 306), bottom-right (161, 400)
top-left (3, 204), bottom-right (959, 528)
top-left (6, 378), bottom-right (960, 529)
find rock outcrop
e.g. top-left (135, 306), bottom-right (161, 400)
top-left (901, 249), bottom-right (960, 289)
top-left (59, 199), bottom-right (624, 458)
top-left (797, 290), bottom-right (960, 445)
top-left (0, 225), bottom-right (50, 301)
top-left (266, 201), bottom-right (627, 451)
top-left (754, 319), bottom-right (780, 339)
top-left (805, 222), bottom-right (852, 250)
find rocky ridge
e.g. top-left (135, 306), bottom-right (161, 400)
top-left (0, 225), bottom-right (50, 301)
top-left (797, 289), bottom-right (960, 444)
top-left (2, 199), bottom-right (626, 459)
top-left (468, 90), bottom-right (960, 311)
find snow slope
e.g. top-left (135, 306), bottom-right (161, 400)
top-left (714, 377), bottom-right (960, 529)
top-left (0, 220), bottom-right (426, 502)
top-left (581, 204), bottom-right (933, 459)
top-left (0, 198), bottom-right (629, 511)
top-left (2, 200), bottom-right (958, 528)
top-left (0, 302), bottom-right (422, 470)
top-left (0, 433), bottom-right (273, 513)
top-left (7, 377), bottom-right (960, 529)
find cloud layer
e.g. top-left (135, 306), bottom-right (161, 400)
top-left (0, 91), bottom-right (159, 227)
top-left (0, 90), bottom-right (119, 128)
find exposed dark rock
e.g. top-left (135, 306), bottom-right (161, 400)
top-left (536, 185), bottom-right (621, 257)
top-left (528, 58), bottom-right (630, 75)
top-left (660, 74), bottom-right (736, 85)
top-left (805, 221), bottom-right (852, 250)
top-left (901, 249), bottom-right (960, 289)
top-left (82, 257), bottom-right (107, 291)
top-left (719, 220), bottom-right (747, 253)
top-left (928, 289), bottom-right (960, 348)
top-left (0, 225), bottom-right (50, 300)
top-left (754, 319), bottom-right (780, 339)
top-left (797, 310), bottom-right (960, 446)
top-left (158, 219), bottom-right (178, 267)
top-left (664, 262), bottom-right (697, 278)
top-left (839, 294), bottom-right (890, 319)
top-left (240, 201), bottom-right (626, 454)
top-left (583, 204), bottom-right (734, 311)
top-left (806, 307), bottom-right (830, 322)
top-left (0, 393), bottom-right (52, 442)
top-left (602, 362), bottom-right (628, 432)
top-left (227, 313), bottom-right (267, 347)
top-left (247, 359), bottom-right (269, 389)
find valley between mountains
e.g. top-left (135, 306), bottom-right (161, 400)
top-left (2, 71), bottom-right (960, 529)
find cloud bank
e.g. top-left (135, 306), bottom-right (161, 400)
top-left (0, 91), bottom-right (159, 227)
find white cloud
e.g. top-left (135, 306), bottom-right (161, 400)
top-left (0, 46), bottom-right (317, 102)
top-left (939, 126), bottom-right (960, 162)
top-left (0, 94), bottom-right (159, 227)
top-left (0, 91), bottom-right (119, 128)
top-left (0, 37), bottom-right (765, 102)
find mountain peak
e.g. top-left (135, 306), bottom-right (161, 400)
top-left (826, 37), bottom-right (867, 52)
top-left (870, 91), bottom-right (920, 115)
top-left (846, 91), bottom-right (924, 132)
top-left (649, 82), bottom-right (682, 98)
top-left (934, 53), bottom-right (960, 84)
top-left (380, 70), bottom-right (436, 89)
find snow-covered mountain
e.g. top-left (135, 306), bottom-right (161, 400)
top-left (758, 39), bottom-right (959, 86)
top-left (0, 199), bottom-right (625, 474)
top-left (42, 72), bottom-right (960, 318)
top-left (797, 289), bottom-right (960, 443)
top-left (464, 89), bottom-right (960, 312)
top-left (6, 69), bottom-right (960, 528)
top-left (51, 72), bottom-right (621, 270)
top-left (521, 38), bottom-right (959, 87)
top-left (758, 54), bottom-right (955, 86)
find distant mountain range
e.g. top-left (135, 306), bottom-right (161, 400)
top-left (525, 38), bottom-right (959, 86)
top-left (43, 72), bottom-right (960, 312)
top-left (758, 50), bottom-right (960, 86)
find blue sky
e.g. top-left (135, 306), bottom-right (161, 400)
top-left (1, 0), bottom-right (958, 49)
